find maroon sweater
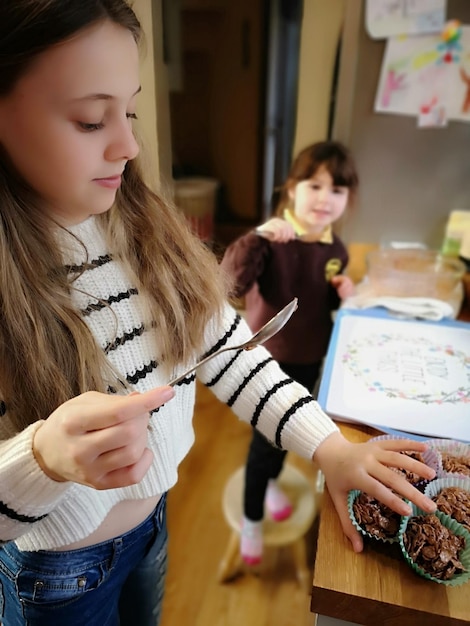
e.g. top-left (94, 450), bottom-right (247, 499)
top-left (221, 231), bottom-right (349, 364)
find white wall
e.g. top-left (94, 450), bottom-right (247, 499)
top-left (133, 0), bottom-right (172, 192)
top-left (293, 0), bottom-right (345, 155)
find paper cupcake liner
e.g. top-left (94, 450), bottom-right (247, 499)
top-left (424, 476), bottom-right (470, 532)
top-left (425, 439), bottom-right (470, 455)
top-left (424, 439), bottom-right (470, 478)
top-left (399, 505), bottom-right (470, 586)
top-left (425, 475), bottom-right (470, 497)
top-left (348, 489), bottom-right (402, 544)
top-left (369, 434), bottom-right (440, 486)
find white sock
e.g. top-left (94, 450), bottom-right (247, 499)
top-left (240, 516), bottom-right (263, 565)
top-left (265, 479), bottom-right (293, 521)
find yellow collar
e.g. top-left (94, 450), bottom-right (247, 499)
top-left (283, 208), bottom-right (333, 243)
top-left (318, 225), bottom-right (333, 243)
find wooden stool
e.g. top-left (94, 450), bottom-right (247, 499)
top-left (218, 463), bottom-right (318, 590)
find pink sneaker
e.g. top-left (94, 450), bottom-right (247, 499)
top-left (265, 479), bottom-right (293, 521)
top-left (240, 517), bottom-right (263, 565)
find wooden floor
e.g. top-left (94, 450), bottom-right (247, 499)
top-left (159, 382), bottom-right (321, 626)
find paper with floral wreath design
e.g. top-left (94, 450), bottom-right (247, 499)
top-left (318, 309), bottom-right (470, 440)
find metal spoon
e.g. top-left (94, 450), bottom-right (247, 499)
top-left (168, 297), bottom-right (298, 386)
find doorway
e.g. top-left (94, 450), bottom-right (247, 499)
top-left (166, 0), bottom-right (303, 247)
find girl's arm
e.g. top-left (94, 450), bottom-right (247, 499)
top-left (198, 304), bottom-right (436, 550)
top-left (220, 231), bottom-right (271, 297)
top-left (0, 386), bottom-right (174, 543)
top-left (331, 274), bottom-right (356, 300)
top-left (0, 422), bottom-right (72, 543)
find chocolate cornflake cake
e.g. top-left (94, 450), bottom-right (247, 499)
top-left (393, 451), bottom-right (426, 484)
top-left (441, 453), bottom-right (470, 477)
top-left (403, 514), bottom-right (466, 580)
top-left (433, 487), bottom-right (470, 532)
top-left (352, 492), bottom-right (401, 539)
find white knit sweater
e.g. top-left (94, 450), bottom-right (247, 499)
top-left (0, 217), bottom-right (338, 551)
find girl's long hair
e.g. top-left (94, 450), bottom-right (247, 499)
top-left (0, 1), bottom-right (228, 430)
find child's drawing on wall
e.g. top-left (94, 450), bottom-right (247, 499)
top-left (381, 67), bottom-right (407, 108)
top-left (375, 23), bottom-right (470, 122)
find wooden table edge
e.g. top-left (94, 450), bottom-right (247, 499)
top-left (310, 585), bottom-right (469, 626)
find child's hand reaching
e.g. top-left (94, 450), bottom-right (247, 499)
top-left (314, 431), bottom-right (437, 553)
top-left (32, 386), bottom-right (175, 490)
top-left (330, 274), bottom-right (356, 300)
top-left (256, 218), bottom-right (296, 243)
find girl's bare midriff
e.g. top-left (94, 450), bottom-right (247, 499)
top-left (55, 495), bottom-right (162, 550)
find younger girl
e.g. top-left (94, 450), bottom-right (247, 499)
top-left (0, 4), bottom-right (435, 625)
top-left (222, 141), bottom-right (359, 564)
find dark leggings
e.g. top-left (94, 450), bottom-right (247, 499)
top-left (243, 361), bottom-right (322, 521)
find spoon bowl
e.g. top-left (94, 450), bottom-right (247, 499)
top-left (168, 297), bottom-right (298, 386)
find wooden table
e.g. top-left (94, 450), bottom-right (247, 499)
top-left (310, 263), bottom-right (470, 625)
top-left (310, 424), bottom-right (470, 626)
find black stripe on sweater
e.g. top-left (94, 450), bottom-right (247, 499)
top-left (249, 377), bottom-right (293, 428)
top-left (172, 373), bottom-right (196, 388)
top-left (81, 288), bottom-right (138, 316)
top-left (0, 500), bottom-right (48, 524)
top-left (66, 255), bottom-right (113, 274)
top-left (200, 313), bottom-right (242, 359)
top-left (226, 357), bottom-right (273, 407)
top-left (204, 350), bottom-right (244, 387)
top-left (105, 324), bottom-right (145, 353)
top-left (170, 312), bottom-right (242, 387)
top-left (149, 376), bottom-right (196, 415)
top-left (275, 396), bottom-right (316, 448)
top-left (126, 360), bottom-right (158, 385)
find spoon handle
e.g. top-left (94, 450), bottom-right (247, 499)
top-left (167, 297), bottom-right (297, 387)
top-left (167, 343), bottom-right (245, 387)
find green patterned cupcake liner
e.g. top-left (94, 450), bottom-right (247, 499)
top-left (399, 505), bottom-right (470, 587)
top-left (348, 489), bottom-right (403, 544)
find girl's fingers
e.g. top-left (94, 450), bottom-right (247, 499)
top-left (356, 473), bottom-right (413, 516)
top-left (81, 412), bottom-right (150, 453)
top-left (91, 430), bottom-right (149, 475)
top-left (378, 450), bottom-right (435, 481)
top-left (330, 492), bottom-right (364, 553)
top-left (93, 448), bottom-right (154, 490)
top-left (371, 440), bottom-right (436, 481)
top-left (76, 386), bottom-right (175, 432)
top-left (381, 469), bottom-right (436, 513)
top-left (375, 439), bottom-right (429, 454)
top-left (360, 465), bottom-right (436, 514)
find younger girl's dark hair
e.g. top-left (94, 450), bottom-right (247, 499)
top-left (275, 140), bottom-right (359, 215)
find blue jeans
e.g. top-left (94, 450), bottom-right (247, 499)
top-left (0, 495), bottom-right (168, 626)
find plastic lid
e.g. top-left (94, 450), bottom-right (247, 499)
top-left (460, 228), bottom-right (470, 260)
top-left (447, 210), bottom-right (470, 228)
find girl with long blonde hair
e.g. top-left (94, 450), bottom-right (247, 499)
top-left (0, 2), bottom-right (436, 624)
